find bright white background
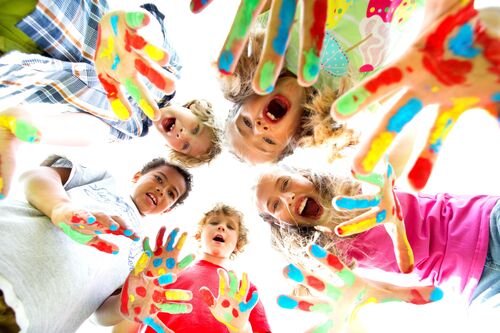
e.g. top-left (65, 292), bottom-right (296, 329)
top-left (6, 1), bottom-right (499, 332)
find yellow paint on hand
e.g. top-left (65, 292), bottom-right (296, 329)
top-left (165, 290), bottom-right (191, 301)
top-left (0, 115), bottom-right (15, 132)
top-left (129, 294), bottom-right (136, 303)
top-left (341, 216), bottom-right (377, 236)
top-left (349, 296), bottom-right (378, 325)
top-left (362, 131), bottom-right (394, 172)
top-left (144, 44), bottom-right (165, 62)
top-left (99, 38), bottom-right (114, 60)
top-left (139, 99), bottom-right (155, 120)
top-left (158, 268), bottom-right (166, 276)
top-left (111, 99), bottom-right (130, 120)
top-left (134, 253), bottom-right (149, 275)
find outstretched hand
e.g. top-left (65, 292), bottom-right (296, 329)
top-left (50, 203), bottom-right (139, 254)
top-left (95, 10), bottom-right (176, 121)
top-left (331, 1), bottom-right (500, 191)
top-left (191, 0), bottom-right (327, 94)
top-left (200, 269), bottom-right (259, 332)
top-left (278, 244), bottom-right (443, 333)
top-left (120, 227), bottom-right (194, 333)
top-left (332, 160), bottom-right (414, 273)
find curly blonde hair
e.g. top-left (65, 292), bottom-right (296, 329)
top-left (218, 29), bottom-right (358, 163)
top-left (165, 99), bottom-right (222, 167)
top-left (195, 203), bottom-right (249, 258)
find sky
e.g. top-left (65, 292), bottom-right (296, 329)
top-left (6, 1), bottom-right (499, 332)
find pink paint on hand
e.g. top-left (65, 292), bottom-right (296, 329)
top-left (359, 64), bottom-right (374, 73)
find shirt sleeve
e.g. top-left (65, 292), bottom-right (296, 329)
top-left (41, 154), bottom-right (113, 191)
top-left (248, 284), bottom-right (272, 333)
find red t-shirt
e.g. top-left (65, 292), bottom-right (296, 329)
top-left (143, 260), bottom-right (272, 333)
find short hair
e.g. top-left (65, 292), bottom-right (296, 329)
top-left (140, 158), bottom-right (193, 208)
top-left (161, 99), bottom-right (222, 167)
top-left (195, 203), bottom-right (248, 258)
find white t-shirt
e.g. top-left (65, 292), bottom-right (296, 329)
top-left (0, 156), bottom-right (143, 333)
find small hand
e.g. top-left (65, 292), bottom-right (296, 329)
top-left (51, 203), bottom-right (139, 254)
top-left (0, 115), bottom-right (41, 199)
top-left (138, 226), bottom-right (196, 278)
top-left (331, 1), bottom-right (500, 191)
top-left (332, 160), bottom-right (414, 273)
top-left (200, 269), bottom-right (259, 332)
top-left (121, 228), bottom-right (194, 333)
top-left (278, 244), bottom-right (444, 333)
top-left (95, 10), bottom-right (176, 121)
top-left (191, 0), bottom-right (328, 94)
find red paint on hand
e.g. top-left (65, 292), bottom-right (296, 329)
top-left (98, 74), bottom-right (119, 98)
top-left (134, 306), bottom-right (142, 315)
top-left (200, 288), bottom-right (215, 307)
top-left (311, 0), bottom-right (327, 52)
top-left (136, 286), bottom-right (147, 297)
top-left (125, 30), bottom-right (147, 52)
top-left (135, 59), bottom-right (167, 90)
top-left (408, 157), bottom-right (433, 190)
top-left (91, 241), bottom-right (114, 254)
top-left (298, 301), bottom-right (314, 311)
top-left (306, 276), bottom-right (326, 292)
top-left (232, 308), bottom-right (239, 318)
top-left (120, 278), bottom-right (131, 316)
top-left (365, 67), bottom-right (403, 93)
top-left (327, 253), bottom-right (344, 271)
top-left (409, 289), bottom-right (428, 305)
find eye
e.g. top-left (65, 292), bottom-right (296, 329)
top-left (243, 117), bottom-right (252, 129)
top-left (280, 178), bottom-right (289, 192)
top-left (155, 175), bottom-right (163, 184)
top-left (210, 221), bottom-right (218, 226)
top-left (167, 190), bottom-right (175, 199)
top-left (272, 200), bottom-right (280, 212)
top-left (182, 142), bottom-right (190, 151)
top-left (263, 137), bottom-right (275, 145)
top-left (192, 125), bottom-right (200, 135)
top-left (227, 224), bottom-right (234, 230)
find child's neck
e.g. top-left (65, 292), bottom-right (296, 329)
top-left (199, 252), bottom-right (230, 268)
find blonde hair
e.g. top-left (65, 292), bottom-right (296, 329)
top-left (167, 99), bottom-right (222, 167)
top-left (218, 29), bottom-right (358, 163)
top-left (259, 167), bottom-right (364, 265)
top-left (195, 203), bottom-right (249, 258)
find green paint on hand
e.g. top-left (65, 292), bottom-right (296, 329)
top-left (336, 87), bottom-right (370, 116)
top-left (222, 312), bottom-right (234, 324)
top-left (225, 0), bottom-right (261, 50)
top-left (312, 319), bottom-right (334, 333)
top-left (259, 61), bottom-right (276, 92)
top-left (158, 303), bottom-right (190, 314)
top-left (302, 48), bottom-right (320, 83)
top-left (228, 271), bottom-right (238, 297)
top-left (59, 223), bottom-right (93, 244)
top-left (310, 303), bottom-right (333, 314)
top-left (125, 79), bottom-right (141, 101)
top-left (325, 284), bottom-right (342, 301)
top-left (13, 119), bottom-right (41, 143)
top-left (125, 12), bottom-right (146, 29)
top-left (355, 173), bottom-right (384, 188)
top-left (337, 269), bottom-right (356, 287)
top-left (178, 254), bottom-right (195, 269)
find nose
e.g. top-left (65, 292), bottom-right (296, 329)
top-left (217, 225), bottom-right (225, 231)
top-left (175, 127), bottom-right (185, 139)
top-left (255, 118), bottom-right (269, 134)
top-left (156, 187), bottom-right (164, 196)
top-left (282, 192), bottom-right (295, 206)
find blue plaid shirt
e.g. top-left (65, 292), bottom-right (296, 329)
top-left (0, 0), bottom-right (181, 140)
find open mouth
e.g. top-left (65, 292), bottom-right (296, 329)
top-left (263, 95), bottom-right (290, 123)
top-left (162, 117), bottom-right (176, 133)
top-left (296, 197), bottom-right (323, 219)
top-left (146, 192), bottom-right (158, 206)
top-left (213, 234), bottom-right (225, 243)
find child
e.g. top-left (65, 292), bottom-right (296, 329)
top-left (0, 154), bottom-right (192, 332)
top-left (101, 203), bottom-right (272, 333)
top-left (0, 0), bottom-right (221, 198)
top-left (254, 166), bottom-right (500, 307)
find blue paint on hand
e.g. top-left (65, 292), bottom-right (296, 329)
top-left (87, 216), bottom-right (96, 224)
top-left (449, 24), bottom-right (481, 59)
top-left (110, 15), bottom-right (119, 36)
top-left (166, 257), bottom-right (176, 269)
top-left (336, 197), bottom-right (380, 210)
top-left (240, 291), bottom-right (259, 312)
top-left (387, 98), bottom-right (423, 133)
top-left (272, 0), bottom-right (296, 55)
top-left (144, 317), bottom-right (166, 333)
top-left (277, 295), bottom-right (298, 309)
top-left (158, 272), bottom-right (174, 285)
top-left (166, 229), bottom-right (178, 251)
top-left (153, 258), bottom-right (163, 267)
top-left (111, 55), bottom-right (120, 70)
top-left (109, 224), bottom-right (119, 231)
top-left (218, 51), bottom-right (234, 73)
top-left (286, 264), bottom-right (304, 283)
top-left (376, 210), bottom-right (387, 223)
top-left (124, 229), bottom-right (133, 237)
top-left (311, 244), bottom-right (327, 259)
top-left (430, 287), bottom-right (444, 301)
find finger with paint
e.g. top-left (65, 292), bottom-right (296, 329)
top-left (190, 0), bottom-right (215, 13)
top-left (333, 161), bottom-right (414, 273)
top-left (331, 1), bottom-right (500, 190)
top-left (200, 269), bottom-right (259, 332)
top-left (278, 244), bottom-right (444, 333)
top-left (0, 115), bottom-right (42, 143)
top-left (95, 10), bottom-right (176, 121)
top-left (140, 227), bottom-right (196, 278)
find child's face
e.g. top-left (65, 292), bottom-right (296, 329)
top-left (199, 213), bottom-right (240, 259)
top-left (154, 105), bottom-right (213, 158)
top-left (225, 77), bottom-right (305, 164)
top-left (255, 169), bottom-right (326, 227)
top-left (131, 165), bottom-right (187, 215)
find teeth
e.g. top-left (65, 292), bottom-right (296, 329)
top-left (266, 111), bottom-right (276, 120)
top-left (147, 193), bottom-right (157, 205)
top-left (298, 198), bottom-right (307, 215)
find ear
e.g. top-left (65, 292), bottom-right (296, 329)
top-left (131, 171), bottom-right (142, 183)
top-left (194, 232), bottom-right (201, 241)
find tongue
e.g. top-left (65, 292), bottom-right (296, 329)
top-left (302, 198), bottom-right (320, 218)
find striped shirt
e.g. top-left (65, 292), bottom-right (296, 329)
top-left (0, 0), bottom-right (181, 140)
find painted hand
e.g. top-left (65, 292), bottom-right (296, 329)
top-left (50, 204), bottom-right (139, 254)
top-left (0, 115), bottom-right (41, 199)
top-left (120, 228), bottom-right (194, 333)
top-left (190, 0), bottom-right (327, 94)
top-left (95, 10), bottom-right (176, 121)
top-left (332, 160), bottom-right (414, 273)
top-left (278, 244), bottom-right (444, 333)
top-left (138, 226), bottom-right (196, 278)
top-left (200, 269), bottom-right (259, 332)
top-left (331, 1), bottom-right (500, 191)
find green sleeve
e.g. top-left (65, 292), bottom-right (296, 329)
top-left (0, 0), bottom-right (42, 54)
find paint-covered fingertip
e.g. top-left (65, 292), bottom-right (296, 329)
top-left (310, 244), bottom-right (327, 259)
top-left (109, 224), bottom-right (119, 231)
top-left (0, 193), bottom-right (5, 200)
top-left (112, 250), bottom-right (119, 255)
top-left (430, 287), bottom-right (444, 302)
top-left (408, 157), bottom-right (433, 191)
top-left (277, 295), bottom-right (297, 309)
top-left (125, 11), bottom-right (149, 29)
top-left (335, 226), bottom-right (344, 236)
top-left (403, 264), bottom-right (414, 274)
top-left (86, 216), bottom-right (96, 224)
top-left (123, 229), bottom-right (133, 237)
top-left (158, 272), bottom-right (176, 285)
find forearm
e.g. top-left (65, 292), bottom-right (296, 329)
top-left (21, 167), bottom-right (71, 220)
top-left (94, 293), bottom-right (125, 326)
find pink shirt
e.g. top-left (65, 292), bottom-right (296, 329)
top-left (347, 192), bottom-right (499, 299)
